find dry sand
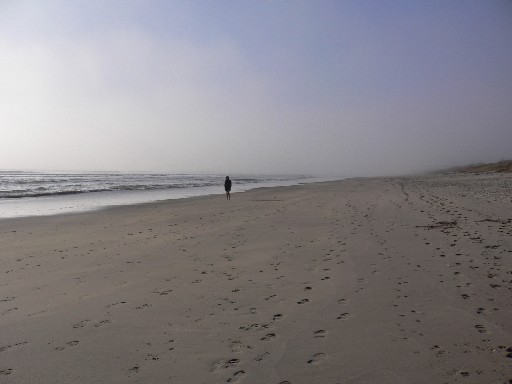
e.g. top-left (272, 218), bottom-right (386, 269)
top-left (1, 174), bottom-right (511, 384)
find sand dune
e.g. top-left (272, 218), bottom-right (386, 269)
top-left (1, 174), bottom-right (511, 383)
top-left (440, 159), bottom-right (512, 174)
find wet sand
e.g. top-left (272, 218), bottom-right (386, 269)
top-left (1, 174), bottom-right (511, 383)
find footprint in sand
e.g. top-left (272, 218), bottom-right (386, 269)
top-left (0, 369), bottom-right (13, 376)
top-left (273, 313), bottom-right (283, 321)
top-left (307, 352), bottom-right (327, 364)
top-left (0, 342), bottom-right (28, 353)
top-left (240, 323), bottom-right (265, 332)
top-left (94, 320), bottom-right (112, 327)
top-left (28, 309), bottom-right (48, 317)
top-left (106, 301), bottom-right (127, 309)
top-left (314, 330), bottom-right (327, 338)
top-left (129, 365), bottom-right (140, 373)
top-left (337, 312), bottom-right (352, 320)
top-left (146, 353), bottom-right (160, 361)
top-left (227, 370), bottom-right (246, 383)
top-left (254, 351), bottom-right (270, 362)
top-left (297, 298), bottom-right (309, 304)
top-left (476, 307), bottom-right (487, 315)
top-left (1, 307), bottom-right (18, 316)
top-left (72, 320), bottom-right (91, 328)
top-left (212, 358), bottom-right (241, 371)
top-left (227, 358), bottom-right (241, 366)
top-left (55, 340), bottom-right (79, 351)
top-left (475, 324), bottom-right (488, 334)
top-left (261, 333), bottom-right (277, 341)
top-left (0, 297), bottom-right (15, 303)
top-left (152, 288), bottom-right (173, 295)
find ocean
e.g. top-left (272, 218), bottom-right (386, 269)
top-left (0, 171), bottom-right (323, 218)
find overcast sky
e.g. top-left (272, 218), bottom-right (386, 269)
top-left (1, 1), bottom-right (511, 176)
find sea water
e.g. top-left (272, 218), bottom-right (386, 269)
top-left (0, 171), bottom-right (325, 218)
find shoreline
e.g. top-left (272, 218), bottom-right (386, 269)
top-left (0, 175), bottom-right (340, 220)
top-left (1, 174), bottom-right (511, 383)
top-left (0, 180), bottom-right (346, 228)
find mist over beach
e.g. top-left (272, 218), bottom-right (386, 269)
top-left (1, 2), bottom-right (512, 383)
top-left (1, 1), bottom-right (511, 176)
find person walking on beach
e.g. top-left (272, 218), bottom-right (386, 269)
top-left (224, 176), bottom-right (232, 200)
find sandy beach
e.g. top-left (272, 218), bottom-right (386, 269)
top-left (1, 174), bottom-right (511, 384)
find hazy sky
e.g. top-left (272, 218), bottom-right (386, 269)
top-left (2, 1), bottom-right (511, 176)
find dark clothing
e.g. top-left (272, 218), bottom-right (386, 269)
top-left (224, 179), bottom-right (232, 191)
